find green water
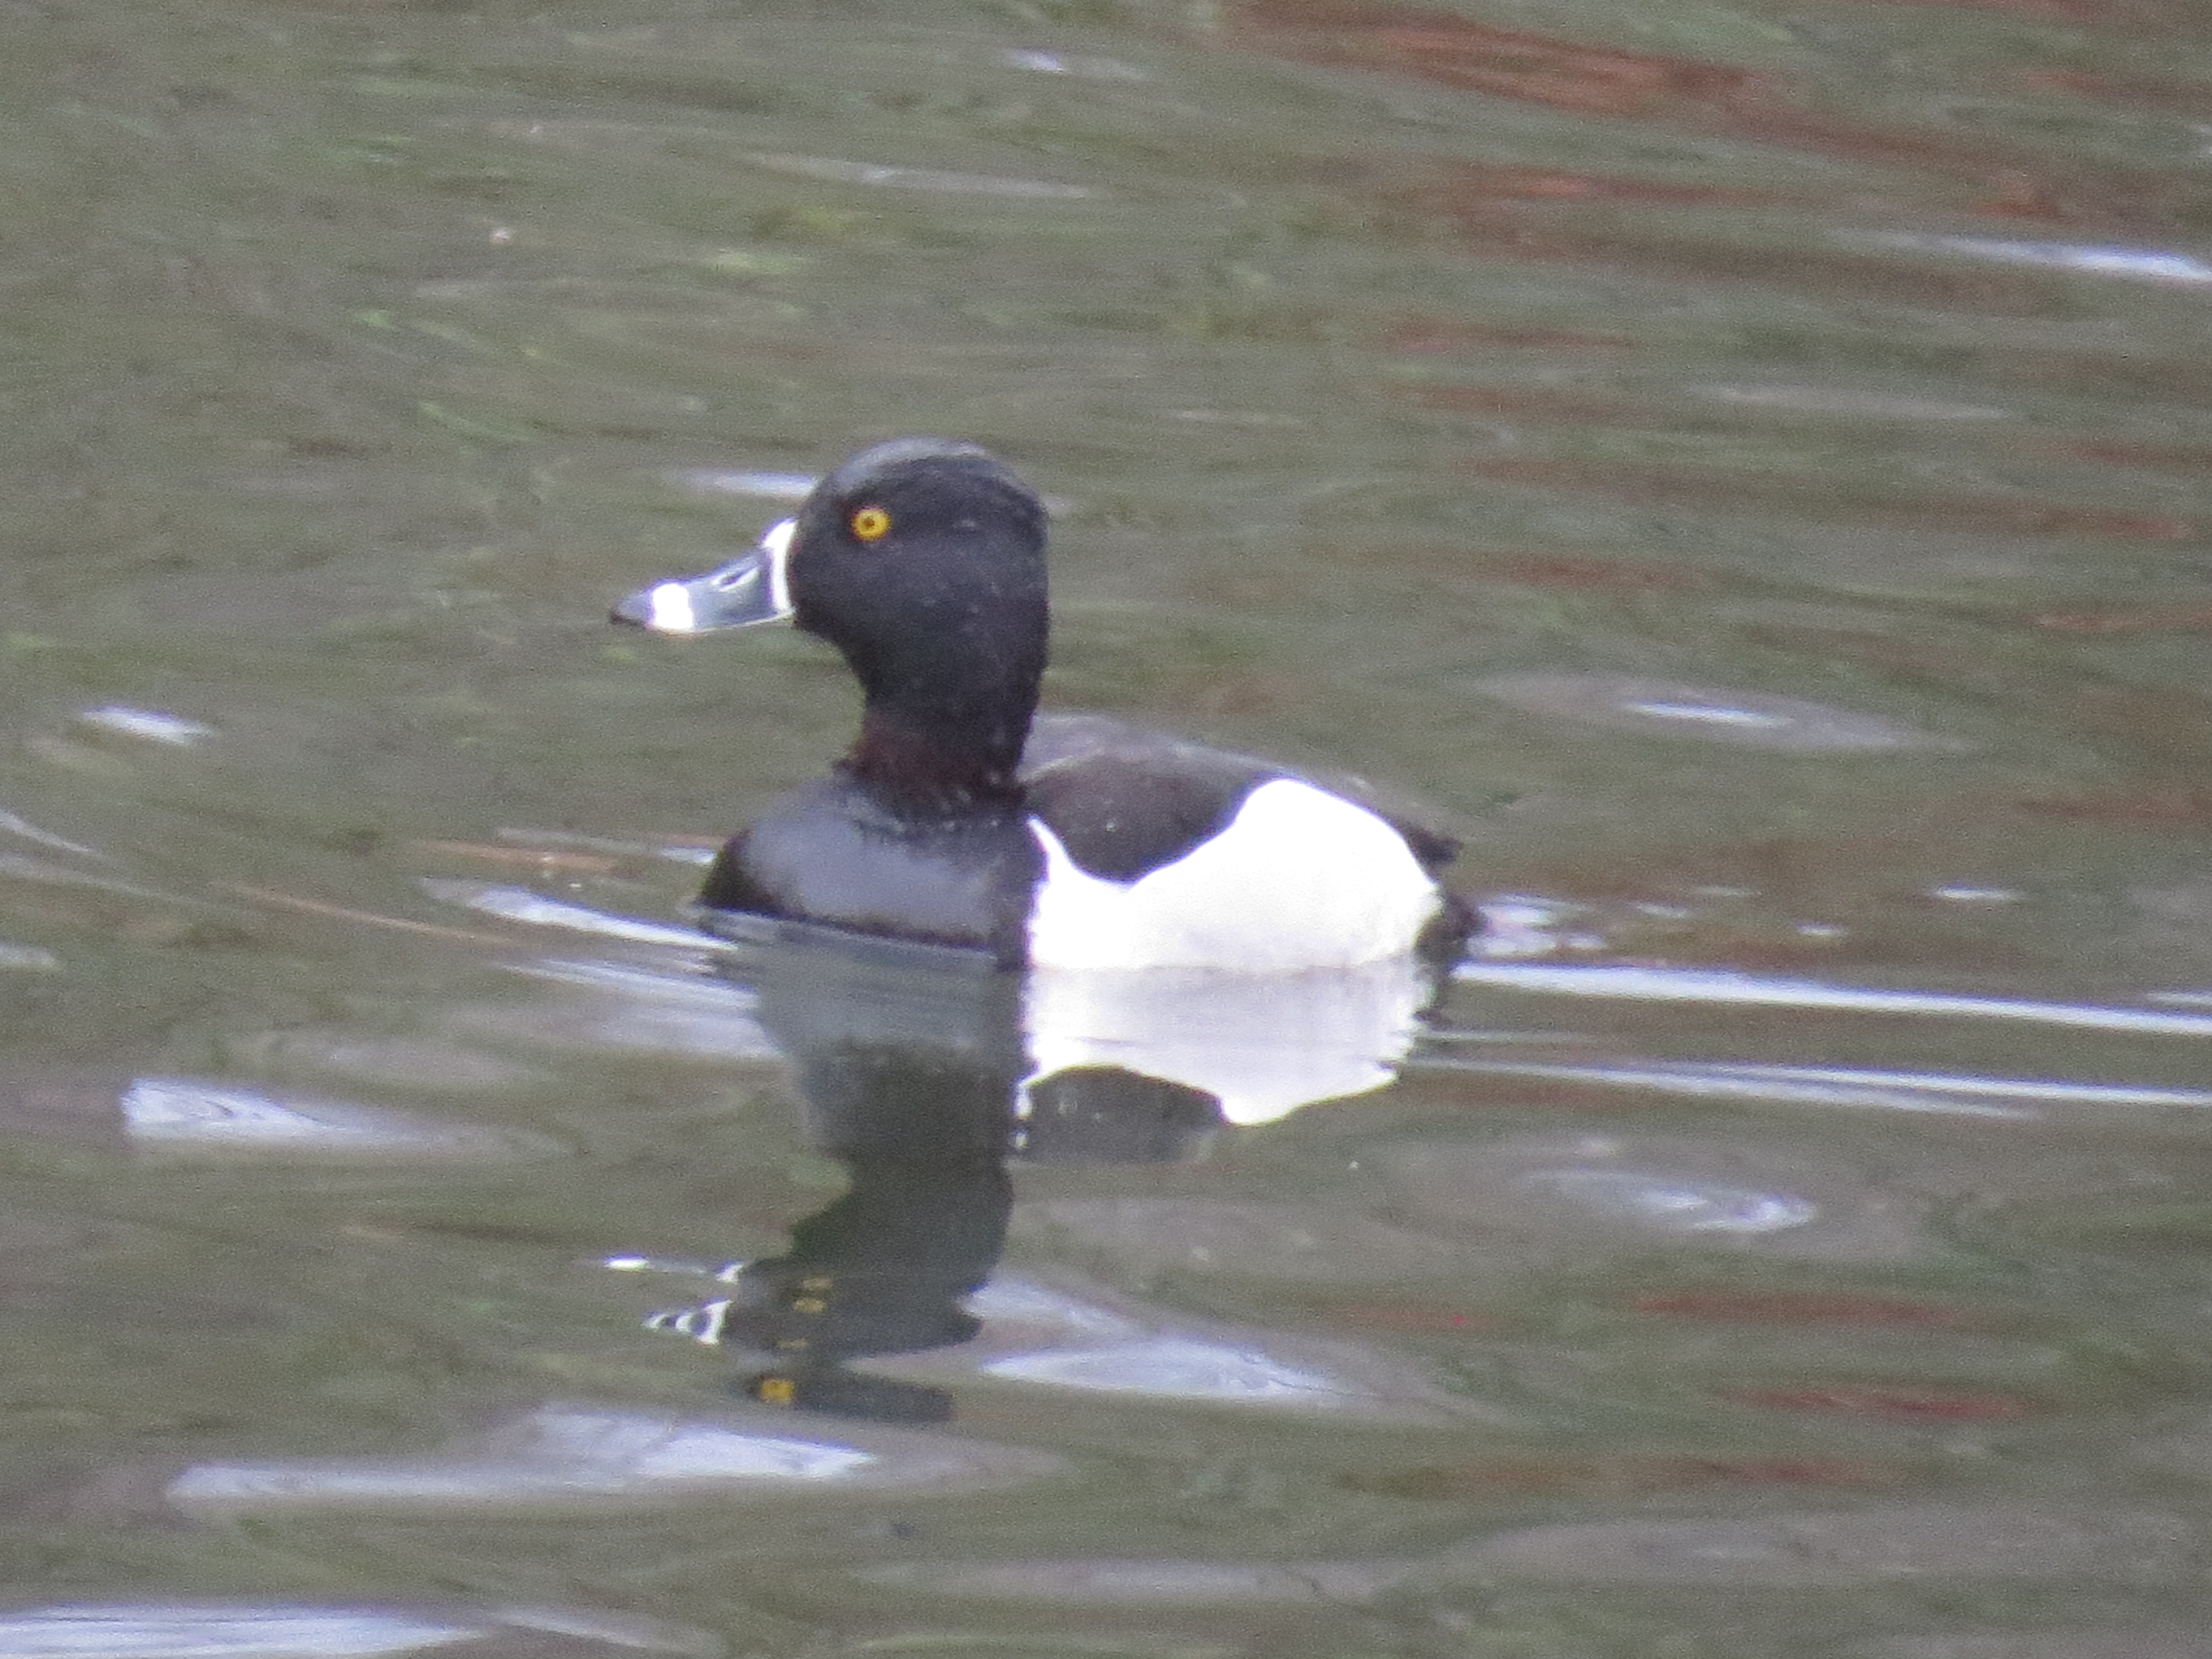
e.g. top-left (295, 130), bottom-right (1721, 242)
top-left (4, 1), bottom-right (2212, 1655)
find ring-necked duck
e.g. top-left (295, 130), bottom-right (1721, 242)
top-left (613, 439), bottom-right (1471, 971)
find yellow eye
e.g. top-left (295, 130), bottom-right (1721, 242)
top-left (850, 505), bottom-right (892, 542)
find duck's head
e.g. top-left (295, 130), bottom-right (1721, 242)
top-left (615, 439), bottom-right (1052, 800)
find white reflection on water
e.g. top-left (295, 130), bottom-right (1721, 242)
top-left (125, 1079), bottom-right (392, 1146)
top-left (743, 153), bottom-right (1093, 199)
top-left (0, 1603), bottom-right (716, 1658)
top-left (852, 1502), bottom-right (2190, 1606)
top-left (1378, 1133), bottom-right (1918, 1260)
top-left (515, 958), bottom-right (758, 1011)
top-left (1453, 963), bottom-right (2212, 1036)
top-left (1001, 48), bottom-right (1147, 80)
top-left (1010, 1197), bottom-right (1463, 1288)
top-left (1688, 384), bottom-right (2011, 421)
top-left (982, 1337), bottom-right (1341, 1402)
top-left (1418, 1056), bottom-right (2212, 1119)
top-left (1462, 1502), bottom-right (2194, 1585)
top-left (1625, 700), bottom-right (1787, 728)
top-left (673, 468), bottom-right (817, 500)
top-left (489, 826), bottom-right (719, 869)
top-left (166, 1403), bottom-right (1057, 1514)
top-left (966, 1276), bottom-right (1145, 1338)
top-left (1862, 232), bottom-right (2212, 285)
top-left (854, 1557), bottom-right (1395, 1604)
top-left (0, 808), bottom-right (102, 860)
top-left (1511, 1168), bottom-right (1817, 1234)
top-left (1022, 958), bottom-right (1426, 1126)
top-left (0, 853), bottom-right (182, 904)
top-left (500, 958), bottom-right (779, 1060)
top-left (120, 1078), bottom-right (542, 1159)
top-left (76, 706), bottom-right (216, 746)
top-left (418, 880), bottom-right (740, 953)
top-left (1472, 895), bottom-right (1606, 959)
top-left (886, 1274), bottom-right (1502, 1425)
top-left (1471, 674), bottom-right (1951, 751)
top-left (479, 1406), bottom-right (873, 1485)
top-left (0, 1605), bottom-right (477, 1658)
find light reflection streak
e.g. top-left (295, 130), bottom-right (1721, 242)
top-left (980, 1337), bottom-right (1344, 1402)
top-left (1861, 232), bottom-right (2212, 285)
top-left (77, 706), bottom-right (215, 745)
top-left (512, 957), bottom-right (759, 1011)
top-left (1623, 701), bottom-right (1789, 728)
top-left (165, 1403), bottom-right (1058, 1512)
top-left (418, 880), bottom-right (742, 953)
top-left (0, 1605), bottom-right (477, 1657)
top-left (744, 153), bottom-right (1093, 198)
top-left (672, 468), bottom-right (818, 500)
top-left (120, 1078), bottom-right (541, 1154)
top-left (1452, 963), bottom-right (2212, 1036)
top-left (1414, 1056), bottom-right (2212, 1117)
top-left (0, 1600), bottom-right (717, 1657)
top-left (0, 853), bottom-right (182, 904)
top-left (0, 808), bottom-right (103, 860)
top-left (477, 958), bottom-right (778, 1060)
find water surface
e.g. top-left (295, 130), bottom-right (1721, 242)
top-left (6, 1), bottom-right (2212, 1655)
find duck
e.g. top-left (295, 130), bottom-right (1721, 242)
top-left (613, 438), bottom-right (1472, 972)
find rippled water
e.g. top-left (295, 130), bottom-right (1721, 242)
top-left (6, 0), bottom-right (2212, 1654)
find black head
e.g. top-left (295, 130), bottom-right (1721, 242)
top-left (786, 440), bottom-right (1050, 802)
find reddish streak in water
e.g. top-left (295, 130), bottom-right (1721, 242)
top-left (1967, 170), bottom-right (2070, 220)
top-left (2034, 437), bottom-right (2212, 472)
top-left (1874, 0), bottom-right (2142, 19)
top-left (2017, 789), bottom-right (2212, 826)
top-left (1631, 1288), bottom-right (1978, 1328)
top-left (1394, 163), bottom-right (1793, 210)
top-left (1720, 1384), bottom-right (2038, 1421)
top-left (2032, 606), bottom-right (2212, 634)
top-left (1229, 0), bottom-right (2192, 220)
top-left (1231, 1), bottom-right (1754, 117)
top-left (2017, 67), bottom-right (2211, 114)
top-left (1876, 0), bottom-right (2115, 15)
top-left (1484, 552), bottom-right (1708, 592)
top-left (1395, 383), bottom-right (1632, 422)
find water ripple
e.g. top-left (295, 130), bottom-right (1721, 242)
top-left (1453, 964), bottom-right (2212, 1037)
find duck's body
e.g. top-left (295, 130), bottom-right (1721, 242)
top-left (704, 711), bottom-right (1459, 969)
top-left (615, 441), bottom-right (1469, 972)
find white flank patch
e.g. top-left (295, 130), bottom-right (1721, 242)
top-left (1025, 778), bottom-right (1439, 971)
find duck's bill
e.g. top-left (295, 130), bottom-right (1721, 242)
top-left (611, 518), bottom-right (797, 634)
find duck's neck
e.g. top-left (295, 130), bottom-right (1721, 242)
top-left (843, 703), bottom-right (1031, 817)
top-left (821, 573), bottom-right (1047, 818)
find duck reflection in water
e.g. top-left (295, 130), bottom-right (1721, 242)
top-left (646, 924), bottom-right (1434, 1425)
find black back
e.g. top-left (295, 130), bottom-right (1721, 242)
top-left (1019, 713), bottom-right (1465, 881)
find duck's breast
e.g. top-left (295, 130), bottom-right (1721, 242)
top-left (704, 776), bottom-right (1040, 961)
